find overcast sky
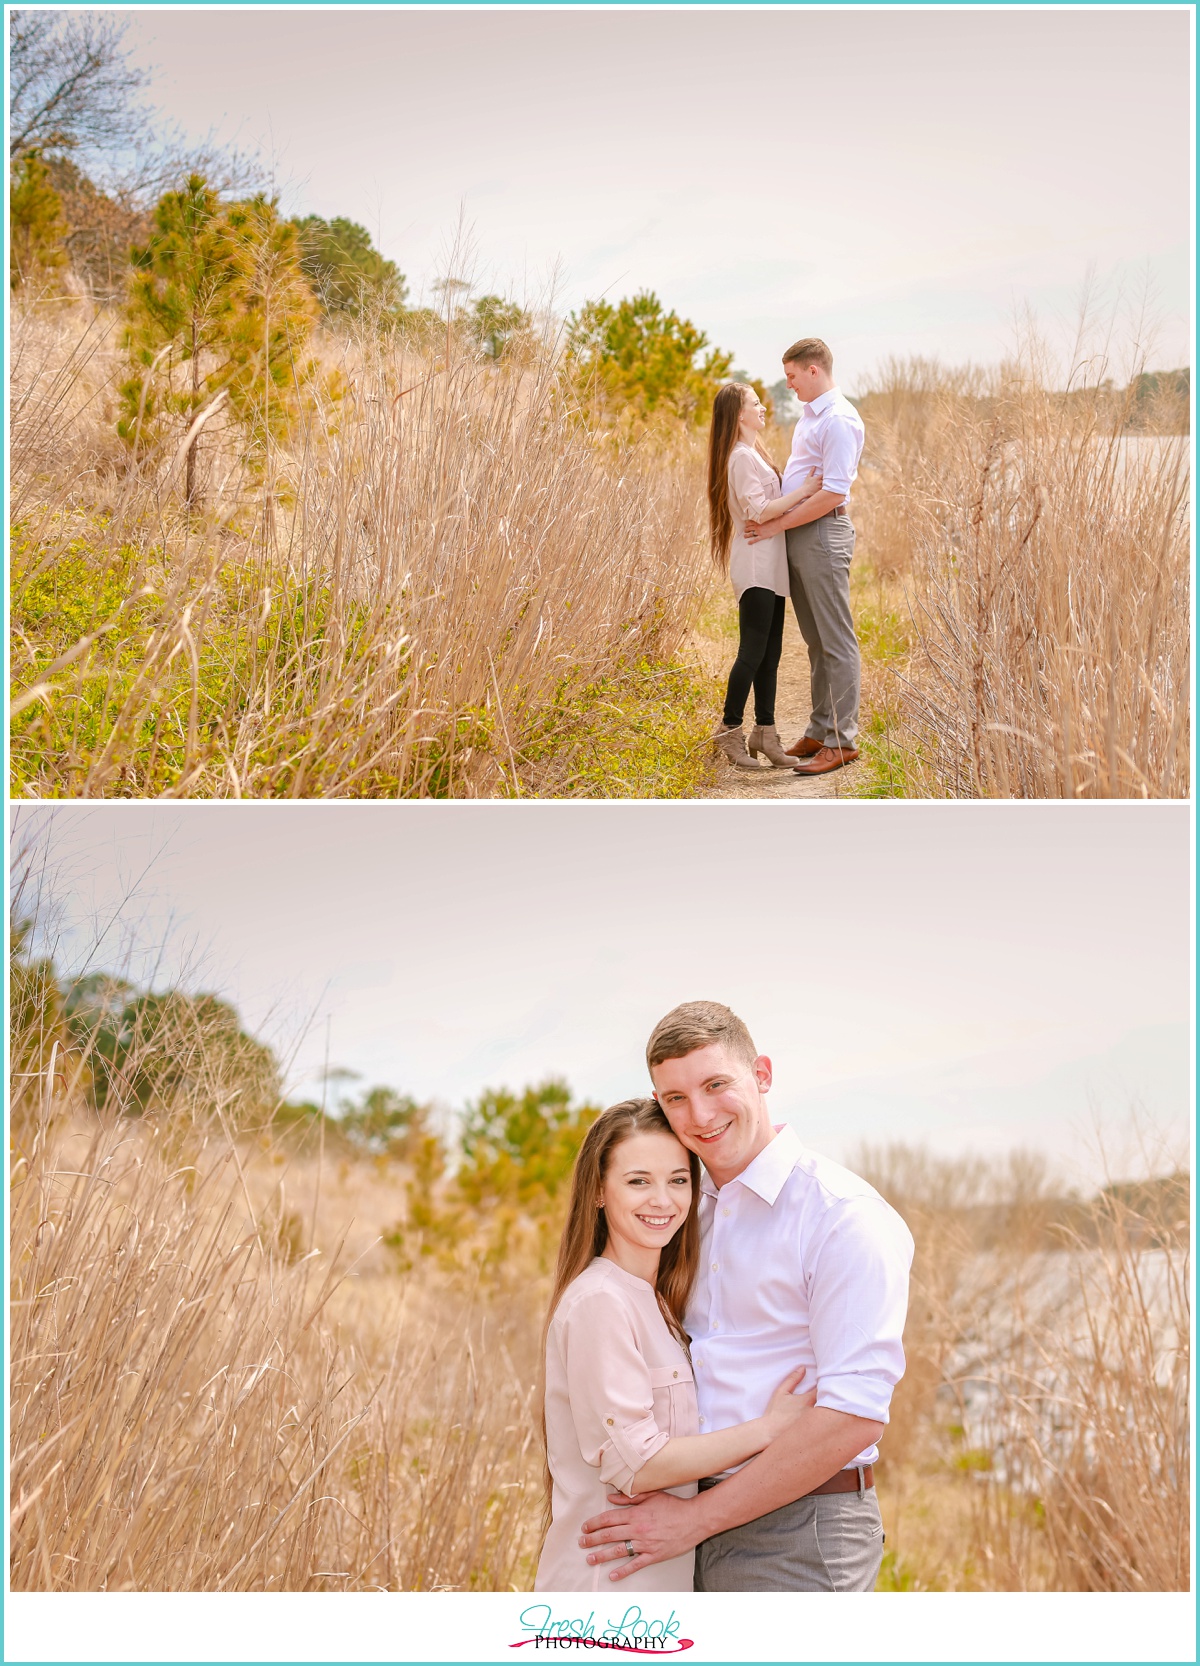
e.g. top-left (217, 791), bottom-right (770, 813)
top-left (14, 803), bottom-right (1191, 1187)
top-left (114, 5), bottom-right (1194, 389)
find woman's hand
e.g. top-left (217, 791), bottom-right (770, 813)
top-left (760, 1369), bottom-right (817, 1442)
top-left (797, 467), bottom-right (824, 500)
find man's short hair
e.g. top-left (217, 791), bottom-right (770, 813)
top-left (646, 1001), bottom-right (758, 1072)
top-left (782, 336), bottom-right (833, 374)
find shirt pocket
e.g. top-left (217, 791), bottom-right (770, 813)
top-left (648, 1363), bottom-right (695, 1438)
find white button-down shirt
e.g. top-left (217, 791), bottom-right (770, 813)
top-left (684, 1124), bottom-right (913, 1472)
top-left (781, 386), bottom-right (865, 500)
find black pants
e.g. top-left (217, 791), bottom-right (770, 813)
top-left (723, 588), bottom-right (786, 728)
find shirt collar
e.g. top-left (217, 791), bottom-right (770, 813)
top-left (699, 1124), bottom-right (803, 1206)
top-left (804, 387), bottom-right (839, 418)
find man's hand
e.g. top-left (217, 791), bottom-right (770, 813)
top-left (579, 1489), bottom-right (703, 1583)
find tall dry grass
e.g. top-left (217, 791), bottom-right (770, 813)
top-left (857, 1143), bottom-right (1190, 1590)
top-left (11, 1071), bottom-right (1189, 1591)
top-left (10, 296), bottom-right (708, 797)
top-left (853, 350), bottom-right (1190, 797)
top-left (9, 1095), bottom-right (545, 1590)
top-left (9, 837), bottom-right (1189, 1591)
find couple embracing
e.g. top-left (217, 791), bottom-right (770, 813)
top-left (535, 1002), bottom-right (914, 1593)
top-left (708, 337), bottom-right (865, 777)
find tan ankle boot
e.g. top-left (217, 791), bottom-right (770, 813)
top-left (746, 724), bottom-right (794, 767)
top-left (714, 724), bottom-right (761, 770)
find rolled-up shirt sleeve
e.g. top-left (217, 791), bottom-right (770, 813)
top-left (728, 448), bottom-right (779, 521)
top-left (818, 415), bottom-right (863, 498)
top-left (806, 1198), bottom-right (914, 1424)
top-left (556, 1289), bottom-right (671, 1495)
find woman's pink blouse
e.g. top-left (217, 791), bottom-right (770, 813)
top-left (727, 444), bottom-right (789, 600)
top-left (535, 1257), bottom-right (698, 1591)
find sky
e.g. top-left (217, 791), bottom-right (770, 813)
top-left (114, 5), bottom-right (1195, 390)
top-left (14, 802), bottom-right (1192, 1188)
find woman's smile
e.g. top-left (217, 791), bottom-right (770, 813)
top-left (598, 1129), bottom-right (694, 1278)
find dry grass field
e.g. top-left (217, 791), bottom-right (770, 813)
top-left (847, 355), bottom-right (1190, 798)
top-left (10, 299), bottom-right (1189, 800)
top-left (9, 296), bottom-right (715, 800)
top-left (10, 1060), bottom-right (1188, 1592)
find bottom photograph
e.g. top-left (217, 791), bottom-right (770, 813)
top-left (8, 802), bottom-right (1190, 1608)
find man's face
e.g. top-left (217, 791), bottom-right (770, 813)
top-left (651, 1042), bottom-right (775, 1187)
top-left (783, 359), bottom-right (831, 402)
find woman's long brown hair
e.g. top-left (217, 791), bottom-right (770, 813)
top-left (537, 1099), bottom-right (701, 1536)
top-left (707, 382), bottom-right (781, 575)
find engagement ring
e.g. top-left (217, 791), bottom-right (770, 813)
top-left (624, 1540), bottom-right (636, 1557)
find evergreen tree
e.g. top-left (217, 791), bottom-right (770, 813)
top-left (9, 151), bottom-right (68, 289)
top-left (222, 195), bottom-right (317, 449)
top-left (566, 290), bottom-right (734, 426)
top-left (292, 214), bottom-right (406, 317)
top-left (119, 174), bottom-right (243, 496)
top-left (463, 293), bottom-right (531, 360)
top-left (9, 917), bottom-right (66, 1087)
top-left (64, 980), bottom-right (280, 1121)
top-left (119, 176), bottom-right (315, 499)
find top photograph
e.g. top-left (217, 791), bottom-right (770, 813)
top-left (8, 5), bottom-right (1191, 800)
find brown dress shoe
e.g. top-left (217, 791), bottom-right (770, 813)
top-left (784, 735), bottom-right (824, 758)
top-left (792, 745), bottom-right (860, 775)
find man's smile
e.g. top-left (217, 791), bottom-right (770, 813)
top-left (694, 1120), bottom-right (733, 1144)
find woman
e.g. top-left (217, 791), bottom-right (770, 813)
top-left (707, 383), bottom-right (823, 769)
top-left (535, 1098), bottom-right (808, 1591)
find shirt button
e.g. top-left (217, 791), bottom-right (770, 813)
top-left (722, 1208), bottom-right (731, 1217)
top-left (711, 1262), bottom-right (719, 1271)
top-left (711, 1321), bottom-right (718, 1330)
top-left (606, 1417), bottom-right (614, 1426)
top-left (672, 1370), bottom-right (678, 1379)
top-left (699, 1416), bottom-right (705, 1425)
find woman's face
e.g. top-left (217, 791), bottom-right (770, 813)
top-left (599, 1130), bottom-right (693, 1255)
top-left (739, 388), bottom-right (767, 434)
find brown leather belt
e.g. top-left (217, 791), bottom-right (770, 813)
top-left (699, 1463), bottom-right (873, 1498)
top-left (808, 1463), bottom-right (874, 1496)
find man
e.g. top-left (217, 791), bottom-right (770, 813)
top-left (746, 338), bottom-right (865, 775)
top-left (579, 1001), bottom-right (913, 1591)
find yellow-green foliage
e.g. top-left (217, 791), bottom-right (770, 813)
top-left (522, 656), bottom-right (722, 798)
top-left (9, 151), bottom-right (69, 289)
top-left (9, 919), bottom-right (66, 1087)
top-left (566, 290), bottom-right (734, 428)
top-left (119, 176), bottom-right (316, 480)
top-left (387, 1082), bottom-right (601, 1277)
top-left (10, 517), bottom-right (396, 797)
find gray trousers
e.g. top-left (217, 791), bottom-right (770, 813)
top-left (694, 1486), bottom-right (884, 1592)
top-left (786, 513), bottom-right (861, 748)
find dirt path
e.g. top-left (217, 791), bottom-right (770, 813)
top-left (692, 604), bottom-right (869, 801)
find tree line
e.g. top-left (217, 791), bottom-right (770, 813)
top-left (10, 12), bottom-right (766, 512)
top-left (11, 915), bottom-right (598, 1207)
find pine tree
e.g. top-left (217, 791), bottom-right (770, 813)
top-left (566, 291), bottom-right (734, 427)
top-left (221, 195), bottom-right (317, 452)
top-left (9, 151), bottom-right (69, 289)
top-left (119, 175), bottom-right (316, 502)
top-left (292, 214), bottom-right (406, 317)
top-left (119, 175), bottom-right (243, 499)
top-left (463, 293), bottom-right (531, 361)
